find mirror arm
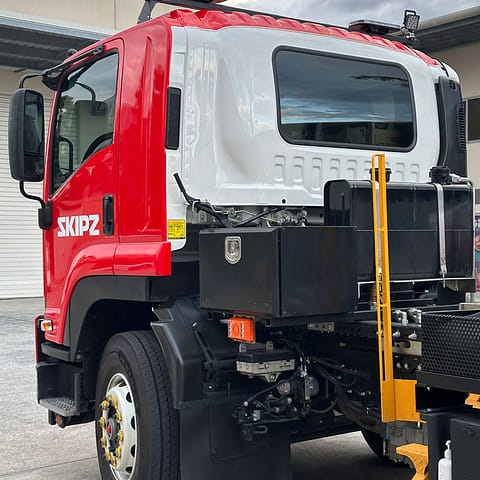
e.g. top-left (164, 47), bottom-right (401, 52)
top-left (20, 181), bottom-right (52, 230)
top-left (19, 181), bottom-right (45, 208)
top-left (19, 73), bottom-right (40, 89)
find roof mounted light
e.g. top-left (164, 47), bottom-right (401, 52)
top-left (348, 19), bottom-right (400, 36)
top-left (349, 9), bottom-right (420, 43)
top-left (401, 9), bottom-right (420, 40)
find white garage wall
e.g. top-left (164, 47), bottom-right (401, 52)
top-left (0, 93), bottom-right (51, 298)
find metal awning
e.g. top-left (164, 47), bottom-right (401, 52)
top-left (0, 12), bottom-right (112, 71)
top-left (2, 6), bottom-right (479, 70)
top-left (417, 6), bottom-right (480, 54)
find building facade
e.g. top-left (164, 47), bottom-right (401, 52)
top-left (0, 3), bottom-right (479, 298)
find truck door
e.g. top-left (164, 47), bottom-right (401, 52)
top-left (43, 40), bottom-right (122, 344)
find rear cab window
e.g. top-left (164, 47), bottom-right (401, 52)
top-left (274, 49), bottom-right (416, 151)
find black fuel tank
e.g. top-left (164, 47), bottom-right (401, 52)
top-left (324, 180), bottom-right (473, 281)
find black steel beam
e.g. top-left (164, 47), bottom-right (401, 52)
top-left (138, 0), bottom-right (338, 27)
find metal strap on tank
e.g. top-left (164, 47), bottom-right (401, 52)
top-left (433, 183), bottom-right (447, 279)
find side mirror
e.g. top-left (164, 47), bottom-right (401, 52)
top-left (8, 89), bottom-right (45, 182)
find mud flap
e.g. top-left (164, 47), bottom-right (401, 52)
top-left (179, 398), bottom-right (292, 480)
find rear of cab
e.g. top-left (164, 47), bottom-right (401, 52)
top-left (163, 10), bottom-right (454, 251)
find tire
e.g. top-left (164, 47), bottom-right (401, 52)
top-left (95, 331), bottom-right (179, 480)
top-left (361, 429), bottom-right (407, 466)
top-left (361, 428), bottom-right (385, 460)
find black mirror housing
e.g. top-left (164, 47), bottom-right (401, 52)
top-left (9, 89), bottom-right (45, 182)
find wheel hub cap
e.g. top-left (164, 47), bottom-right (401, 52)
top-left (99, 373), bottom-right (137, 480)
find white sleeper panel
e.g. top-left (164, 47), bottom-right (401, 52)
top-left (168, 25), bottom-right (444, 214)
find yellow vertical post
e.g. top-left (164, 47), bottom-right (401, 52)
top-left (372, 155), bottom-right (424, 480)
top-left (371, 154), bottom-right (421, 423)
top-left (371, 153), bottom-right (396, 422)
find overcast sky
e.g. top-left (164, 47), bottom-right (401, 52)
top-left (225, 0), bottom-right (479, 27)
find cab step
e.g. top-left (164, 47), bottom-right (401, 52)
top-left (40, 397), bottom-right (77, 417)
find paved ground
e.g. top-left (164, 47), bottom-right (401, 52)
top-left (0, 298), bottom-right (413, 480)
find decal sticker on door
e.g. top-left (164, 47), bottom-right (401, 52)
top-left (57, 215), bottom-right (100, 237)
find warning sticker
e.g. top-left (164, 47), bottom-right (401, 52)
top-left (168, 219), bottom-right (186, 239)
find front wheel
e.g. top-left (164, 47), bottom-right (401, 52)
top-left (95, 331), bottom-right (179, 480)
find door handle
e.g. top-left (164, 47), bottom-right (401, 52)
top-left (103, 194), bottom-right (114, 236)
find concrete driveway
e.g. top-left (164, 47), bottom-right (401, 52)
top-left (0, 298), bottom-right (413, 480)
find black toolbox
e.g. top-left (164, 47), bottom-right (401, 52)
top-left (199, 226), bottom-right (357, 317)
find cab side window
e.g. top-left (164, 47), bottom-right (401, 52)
top-left (275, 49), bottom-right (415, 150)
top-left (52, 53), bottom-right (118, 192)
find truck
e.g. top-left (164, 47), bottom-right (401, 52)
top-left (7, 1), bottom-right (480, 479)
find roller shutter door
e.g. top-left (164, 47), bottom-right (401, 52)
top-left (0, 94), bottom-right (50, 298)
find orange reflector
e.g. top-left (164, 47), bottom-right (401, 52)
top-left (40, 319), bottom-right (53, 332)
top-left (228, 317), bottom-right (255, 343)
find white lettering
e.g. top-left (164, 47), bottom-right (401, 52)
top-left (57, 217), bottom-right (66, 237)
top-left (65, 216), bottom-right (75, 237)
top-left (89, 214), bottom-right (100, 236)
top-left (79, 215), bottom-right (90, 236)
top-left (56, 214), bottom-right (102, 238)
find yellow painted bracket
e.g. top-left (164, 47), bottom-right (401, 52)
top-left (466, 393), bottom-right (480, 409)
top-left (380, 378), bottom-right (421, 422)
top-left (396, 443), bottom-right (429, 480)
top-left (371, 154), bottom-right (420, 423)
